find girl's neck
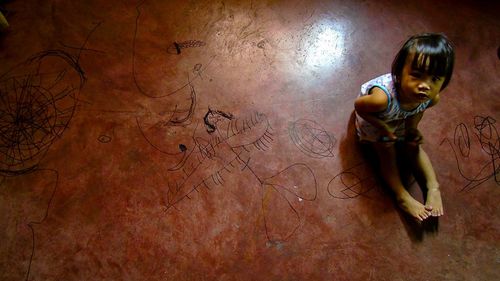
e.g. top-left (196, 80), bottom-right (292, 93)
top-left (396, 90), bottom-right (421, 111)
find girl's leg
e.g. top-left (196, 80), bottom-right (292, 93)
top-left (0, 11), bottom-right (8, 31)
top-left (404, 144), bottom-right (444, 217)
top-left (374, 142), bottom-right (432, 221)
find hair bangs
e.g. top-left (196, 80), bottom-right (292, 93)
top-left (392, 33), bottom-right (455, 90)
top-left (411, 46), bottom-right (451, 77)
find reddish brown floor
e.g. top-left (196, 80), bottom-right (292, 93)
top-left (1, 0), bottom-right (499, 280)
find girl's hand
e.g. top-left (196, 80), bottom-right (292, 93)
top-left (405, 128), bottom-right (424, 145)
top-left (378, 130), bottom-right (398, 142)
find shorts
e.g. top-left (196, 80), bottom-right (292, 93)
top-left (355, 112), bottom-right (405, 143)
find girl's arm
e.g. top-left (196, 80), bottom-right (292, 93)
top-left (354, 87), bottom-right (396, 139)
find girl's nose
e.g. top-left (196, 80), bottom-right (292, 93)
top-left (418, 82), bottom-right (430, 91)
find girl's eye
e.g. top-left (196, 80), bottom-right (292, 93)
top-left (432, 76), bottom-right (443, 82)
top-left (410, 72), bottom-right (422, 78)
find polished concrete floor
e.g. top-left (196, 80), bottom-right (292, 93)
top-left (0, 0), bottom-right (499, 280)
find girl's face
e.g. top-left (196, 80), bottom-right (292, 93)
top-left (399, 52), bottom-right (445, 105)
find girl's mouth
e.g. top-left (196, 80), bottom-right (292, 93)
top-left (416, 93), bottom-right (429, 100)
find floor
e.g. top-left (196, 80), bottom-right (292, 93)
top-left (0, 0), bottom-right (499, 280)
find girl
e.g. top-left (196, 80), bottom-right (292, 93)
top-left (354, 33), bottom-right (455, 221)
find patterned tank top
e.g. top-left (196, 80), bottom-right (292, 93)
top-left (359, 73), bottom-right (431, 121)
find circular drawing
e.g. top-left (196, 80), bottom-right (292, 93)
top-left (0, 50), bottom-right (84, 175)
top-left (289, 119), bottom-right (336, 158)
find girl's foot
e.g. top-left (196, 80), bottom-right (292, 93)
top-left (397, 192), bottom-right (432, 221)
top-left (425, 188), bottom-right (444, 217)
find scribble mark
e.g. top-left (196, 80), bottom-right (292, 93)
top-left (160, 110), bottom-right (317, 242)
top-left (257, 39), bottom-right (267, 49)
top-left (169, 40), bottom-right (207, 55)
top-left (454, 123), bottom-right (470, 157)
top-left (474, 116), bottom-right (499, 158)
top-left (0, 23), bottom-right (96, 280)
top-left (193, 63), bottom-right (203, 74)
top-left (263, 163), bottom-right (317, 201)
top-left (164, 111), bottom-right (271, 206)
top-left (174, 42), bottom-right (181, 54)
top-left (289, 119), bottom-right (336, 158)
top-left (204, 108), bottom-right (234, 134)
top-left (25, 169), bottom-right (59, 281)
top-left (441, 115), bottom-right (500, 191)
top-left (327, 162), bottom-right (377, 199)
top-left (166, 82), bottom-right (197, 126)
top-left (0, 169), bottom-right (59, 281)
top-left (0, 50), bottom-right (85, 175)
top-left (97, 135), bottom-right (112, 143)
top-left (132, 1), bottom-right (213, 100)
top-left (135, 117), bottom-right (186, 156)
top-left (261, 163), bottom-right (318, 242)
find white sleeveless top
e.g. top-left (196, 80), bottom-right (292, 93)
top-left (355, 73), bottom-right (431, 142)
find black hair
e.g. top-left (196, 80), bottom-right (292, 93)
top-left (392, 33), bottom-right (455, 90)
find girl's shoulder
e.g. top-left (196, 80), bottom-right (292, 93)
top-left (361, 73), bottom-right (394, 95)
